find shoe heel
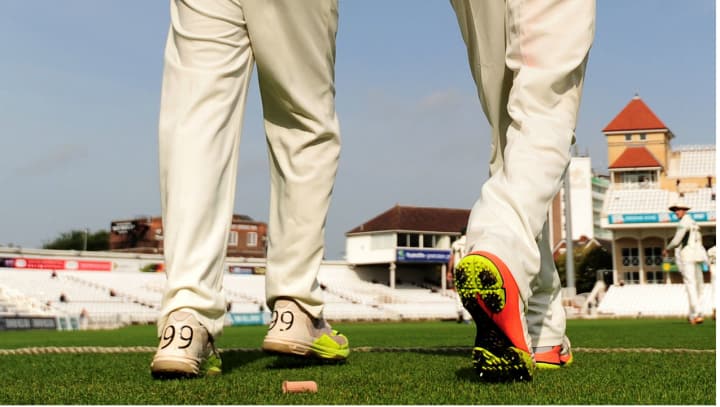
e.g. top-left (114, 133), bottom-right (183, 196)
top-left (455, 253), bottom-right (534, 382)
top-left (454, 254), bottom-right (506, 313)
top-left (150, 357), bottom-right (200, 379)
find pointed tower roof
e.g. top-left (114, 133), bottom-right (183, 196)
top-left (603, 95), bottom-right (670, 133)
top-left (609, 146), bottom-right (662, 169)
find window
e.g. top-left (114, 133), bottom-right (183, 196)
top-left (247, 232), bottom-right (258, 247)
top-left (645, 271), bottom-right (665, 284)
top-left (422, 234), bottom-right (437, 248)
top-left (397, 234), bottom-right (407, 247)
top-left (625, 134), bottom-right (632, 141)
top-left (644, 247), bottom-right (663, 267)
top-left (397, 233), bottom-right (421, 248)
top-left (621, 171), bottom-right (656, 184)
top-left (622, 271), bottom-right (640, 284)
top-left (621, 247), bottom-right (639, 267)
top-left (409, 234), bottom-right (419, 247)
top-left (639, 133), bottom-right (647, 141)
top-left (228, 231), bottom-right (239, 247)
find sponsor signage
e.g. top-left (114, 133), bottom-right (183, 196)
top-left (0, 257), bottom-right (112, 271)
top-left (228, 266), bottom-right (254, 275)
top-left (608, 211), bottom-right (715, 225)
top-left (228, 312), bottom-right (267, 326)
top-left (111, 221), bottom-right (137, 234)
top-left (0, 316), bottom-right (58, 331)
top-left (396, 249), bottom-right (451, 263)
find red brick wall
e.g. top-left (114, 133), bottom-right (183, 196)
top-left (110, 215), bottom-right (267, 258)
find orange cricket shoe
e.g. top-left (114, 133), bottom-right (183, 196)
top-left (535, 336), bottom-right (574, 369)
top-left (454, 251), bottom-right (534, 382)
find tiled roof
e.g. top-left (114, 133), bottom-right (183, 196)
top-left (609, 146), bottom-right (662, 169)
top-left (346, 205), bottom-right (470, 235)
top-left (603, 96), bottom-right (668, 133)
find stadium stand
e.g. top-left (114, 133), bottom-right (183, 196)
top-left (223, 274), bottom-right (266, 307)
top-left (605, 188), bottom-right (670, 214)
top-left (0, 284), bottom-right (55, 316)
top-left (317, 268), bottom-right (458, 320)
top-left (604, 187), bottom-right (714, 218)
top-left (596, 283), bottom-right (714, 317)
top-left (0, 268), bottom-right (158, 327)
top-left (3, 257), bottom-right (716, 328)
top-left (675, 145), bottom-right (715, 178)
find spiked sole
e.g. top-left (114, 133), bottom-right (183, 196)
top-left (455, 253), bottom-right (534, 382)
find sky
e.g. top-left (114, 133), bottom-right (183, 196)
top-left (0, 1), bottom-right (715, 260)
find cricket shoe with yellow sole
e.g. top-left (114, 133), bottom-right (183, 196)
top-left (262, 298), bottom-right (349, 360)
top-left (454, 251), bottom-right (535, 382)
top-left (150, 310), bottom-right (222, 379)
top-left (534, 336), bottom-right (573, 369)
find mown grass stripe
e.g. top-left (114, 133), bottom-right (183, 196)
top-left (0, 345), bottom-right (714, 355)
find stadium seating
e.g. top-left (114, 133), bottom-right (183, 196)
top-left (605, 187), bottom-right (714, 215)
top-left (4, 263), bottom-right (715, 329)
top-left (0, 268), bottom-right (159, 327)
top-left (676, 146), bottom-right (715, 178)
top-left (605, 188), bottom-right (670, 214)
top-left (596, 283), bottom-right (714, 317)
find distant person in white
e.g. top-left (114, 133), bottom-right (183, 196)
top-left (707, 245), bottom-right (715, 320)
top-left (663, 201), bottom-right (709, 325)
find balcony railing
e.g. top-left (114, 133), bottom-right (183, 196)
top-left (614, 181), bottom-right (660, 190)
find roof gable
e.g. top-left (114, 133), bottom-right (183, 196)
top-left (346, 205), bottom-right (470, 235)
top-left (603, 96), bottom-right (668, 133)
top-left (609, 146), bottom-right (662, 169)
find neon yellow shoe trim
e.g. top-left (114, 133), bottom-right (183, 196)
top-left (311, 332), bottom-right (350, 360)
top-left (536, 362), bottom-right (562, 370)
top-left (200, 352), bottom-right (222, 376)
top-left (455, 255), bottom-right (506, 312)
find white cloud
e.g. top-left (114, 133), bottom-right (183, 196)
top-left (415, 89), bottom-right (463, 112)
top-left (13, 143), bottom-right (89, 177)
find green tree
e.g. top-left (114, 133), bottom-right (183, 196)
top-left (576, 245), bottom-right (613, 292)
top-left (555, 244), bottom-right (613, 294)
top-left (43, 229), bottom-right (110, 251)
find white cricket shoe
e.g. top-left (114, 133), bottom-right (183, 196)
top-left (150, 310), bottom-right (222, 378)
top-left (262, 298), bottom-right (349, 360)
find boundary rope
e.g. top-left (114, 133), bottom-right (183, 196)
top-left (0, 346), bottom-right (714, 356)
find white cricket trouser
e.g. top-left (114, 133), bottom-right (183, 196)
top-left (157, 0), bottom-right (340, 337)
top-left (679, 260), bottom-right (705, 319)
top-left (450, 0), bottom-right (595, 347)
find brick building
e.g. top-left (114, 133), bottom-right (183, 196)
top-left (110, 214), bottom-right (267, 258)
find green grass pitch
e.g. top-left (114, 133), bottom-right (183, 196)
top-left (0, 319), bottom-right (715, 404)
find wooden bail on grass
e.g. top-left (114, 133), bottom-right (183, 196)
top-left (282, 380), bottom-right (318, 394)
